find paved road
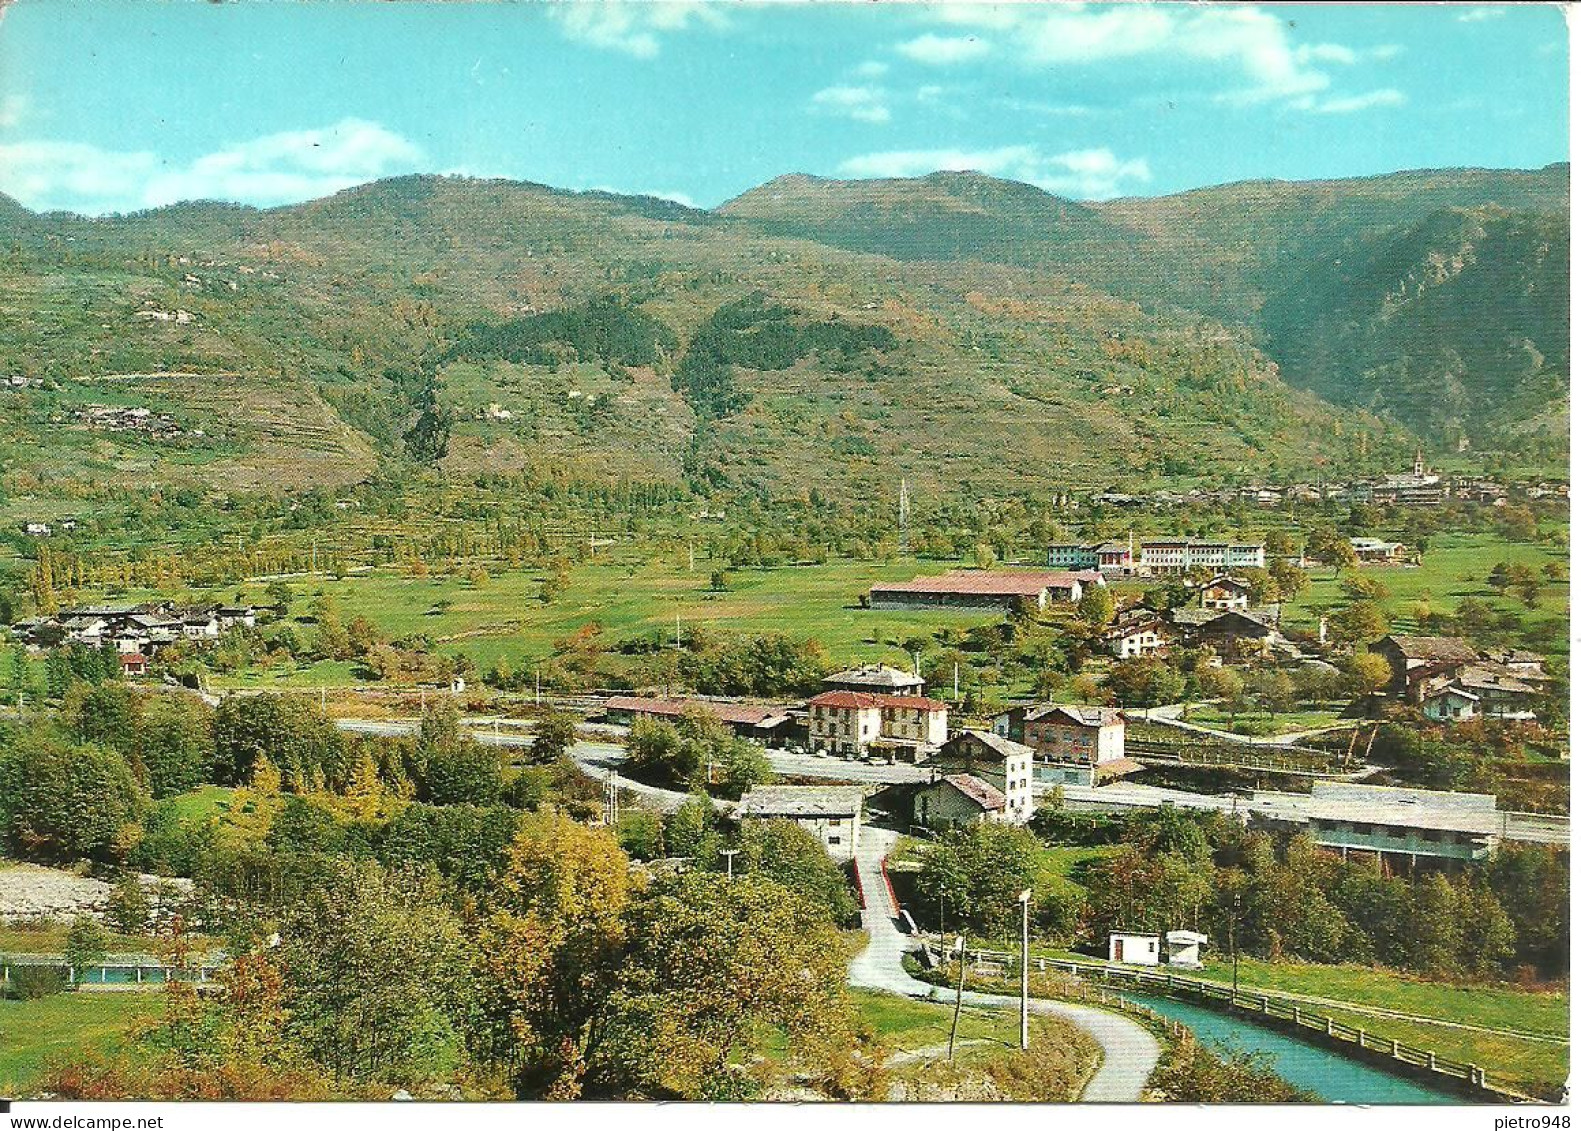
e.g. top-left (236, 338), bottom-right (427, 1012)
top-left (849, 829), bottom-right (1160, 1102)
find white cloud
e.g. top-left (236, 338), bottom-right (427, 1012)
top-left (1310, 88), bottom-right (1407, 114)
top-left (1297, 43), bottom-right (1357, 66)
top-left (1368, 44), bottom-right (1405, 61)
top-left (1457, 7), bottom-right (1507, 22)
top-left (854, 60), bottom-right (890, 78)
top-left (811, 84), bottom-right (891, 124)
top-left (0, 119), bottom-right (425, 215)
top-left (589, 184), bottom-right (699, 208)
top-left (838, 144), bottom-right (1150, 199)
top-left (546, 1), bottom-right (726, 58)
top-left (896, 33), bottom-right (991, 65)
top-left (926, 4), bottom-right (1379, 107)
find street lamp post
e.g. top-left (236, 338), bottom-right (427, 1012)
top-left (947, 936), bottom-right (967, 1061)
top-left (720, 848), bottom-right (739, 881)
top-left (1018, 888), bottom-right (1032, 1051)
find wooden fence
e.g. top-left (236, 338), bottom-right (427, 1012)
top-left (924, 944), bottom-right (1521, 1100)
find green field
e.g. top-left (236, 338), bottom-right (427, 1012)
top-left (1189, 956), bottom-right (1567, 1037)
top-left (1182, 706), bottom-right (1350, 736)
top-left (1086, 952), bottom-right (1568, 1093)
top-left (1034, 845), bottom-right (1122, 898)
top-left (0, 992), bottom-right (162, 1093)
top-left (853, 988), bottom-right (1031, 1052)
top-left (160, 785), bottom-right (239, 824)
top-left (210, 556), bottom-right (1003, 686)
top-left (1284, 530), bottom-right (1569, 662)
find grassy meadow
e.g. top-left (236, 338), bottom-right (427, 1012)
top-left (0, 991), bottom-right (163, 1094)
top-left (208, 555), bottom-right (1003, 688)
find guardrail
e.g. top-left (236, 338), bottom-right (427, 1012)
top-left (922, 945), bottom-right (1519, 1099)
top-left (2, 955), bottom-right (223, 987)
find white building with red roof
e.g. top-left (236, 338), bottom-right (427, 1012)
top-left (806, 689), bottom-right (949, 759)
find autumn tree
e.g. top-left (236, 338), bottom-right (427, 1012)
top-left (602, 873), bottom-right (856, 1099)
top-left (473, 814), bottom-right (636, 1098)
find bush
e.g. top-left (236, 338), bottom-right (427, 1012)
top-left (5, 963), bottom-right (67, 1000)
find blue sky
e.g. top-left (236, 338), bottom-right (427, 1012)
top-left (0, 1), bottom-right (1568, 215)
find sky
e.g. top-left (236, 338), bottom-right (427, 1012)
top-left (0, 0), bottom-right (1569, 215)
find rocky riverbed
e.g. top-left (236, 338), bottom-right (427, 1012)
top-left (0, 862), bottom-right (192, 924)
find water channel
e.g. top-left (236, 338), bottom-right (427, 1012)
top-left (1122, 991), bottom-right (1463, 1104)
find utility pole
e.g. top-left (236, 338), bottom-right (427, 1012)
top-left (719, 848), bottom-right (739, 881)
top-left (1019, 888), bottom-right (1032, 1051)
top-left (898, 478), bottom-right (911, 556)
top-left (675, 613), bottom-right (682, 650)
top-left (534, 666), bottom-right (541, 707)
top-left (953, 662), bottom-right (960, 703)
top-left (1231, 891), bottom-right (1242, 1003)
top-left (688, 539), bottom-right (695, 572)
top-left (947, 936), bottom-right (967, 1061)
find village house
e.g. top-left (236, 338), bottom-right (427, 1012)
top-left (931, 729), bottom-right (1035, 824)
top-left (1370, 635), bottom-right (1481, 702)
top-left (821, 662), bottom-right (925, 697)
top-left (1422, 686), bottom-right (1481, 723)
top-left (22, 522), bottom-right (51, 537)
top-left (735, 785), bottom-right (866, 861)
top-left (868, 569), bottom-right (1101, 612)
top-left (119, 652), bottom-right (149, 678)
top-left (1448, 665), bottom-right (1542, 721)
top-left (1136, 539), bottom-right (1265, 576)
top-left (1197, 575), bottom-right (1253, 610)
top-left (992, 704), bottom-right (1137, 786)
top-left (1102, 608), bottom-right (1165, 659)
top-left (913, 774), bottom-right (1011, 829)
top-left (1349, 537), bottom-right (1408, 564)
top-left (806, 689), bottom-right (949, 759)
top-left (603, 695), bottom-right (794, 744)
top-left (1169, 606), bottom-right (1285, 661)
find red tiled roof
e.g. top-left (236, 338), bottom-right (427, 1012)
top-left (870, 569), bottom-right (1088, 597)
top-left (807, 690), bottom-right (949, 711)
top-left (604, 696), bottom-right (790, 727)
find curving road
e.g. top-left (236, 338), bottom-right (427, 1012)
top-left (849, 828), bottom-right (1160, 1103)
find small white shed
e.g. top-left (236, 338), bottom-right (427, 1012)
top-left (1165, 930), bottom-right (1209, 969)
top-left (1108, 932), bottom-right (1160, 966)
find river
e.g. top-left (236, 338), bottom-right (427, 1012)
top-left (1124, 991), bottom-right (1462, 1104)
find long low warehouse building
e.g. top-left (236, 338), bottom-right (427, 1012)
top-left (869, 569), bottom-right (1102, 611)
top-left (603, 695), bottom-right (795, 742)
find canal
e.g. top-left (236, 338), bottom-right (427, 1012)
top-left (1123, 991), bottom-right (1463, 1104)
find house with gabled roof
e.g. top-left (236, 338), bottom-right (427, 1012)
top-left (806, 689), bottom-right (948, 759)
top-left (821, 663), bottom-right (925, 696)
top-left (914, 773), bottom-right (1010, 828)
top-left (736, 784), bottom-right (866, 861)
top-left (991, 703), bottom-right (1138, 786)
top-left (1371, 635), bottom-right (1479, 701)
top-left (933, 729), bottom-right (1035, 823)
